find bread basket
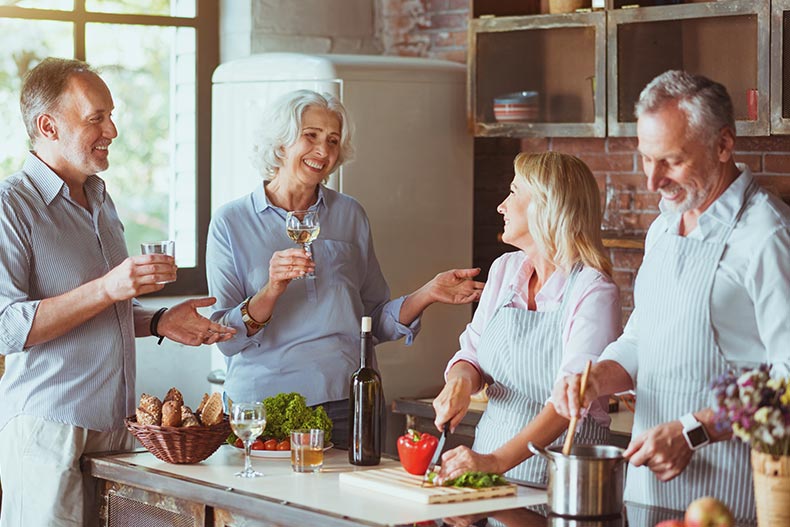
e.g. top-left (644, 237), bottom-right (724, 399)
top-left (125, 414), bottom-right (230, 464)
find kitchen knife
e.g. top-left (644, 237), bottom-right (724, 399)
top-left (421, 424), bottom-right (448, 486)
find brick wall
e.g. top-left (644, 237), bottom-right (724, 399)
top-left (379, 0), bottom-right (790, 326)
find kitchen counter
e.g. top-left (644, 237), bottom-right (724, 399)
top-left (85, 446), bottom-right (753, 527)
top-left (85, 446), bottom-right (546, 526)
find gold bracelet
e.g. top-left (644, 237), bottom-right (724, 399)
top-left (240, 297), bottom-right (269, 330)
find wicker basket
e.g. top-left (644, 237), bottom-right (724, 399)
top-left (125, 415), bottom-right (230, 464)
top-left (752, 450), bottom-right (790, 527)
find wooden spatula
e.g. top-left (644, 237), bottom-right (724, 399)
top-left (562, 360), bottom-right (592, 456)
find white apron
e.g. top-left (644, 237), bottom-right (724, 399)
top-left (625, 182), bottom-right (757, 521)
top-left (474, 264), bottom-right (609, 485)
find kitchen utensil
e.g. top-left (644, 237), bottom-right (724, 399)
top-left (339, 467), bottom-right (517, 504)
top-left (562, 360), bottom-right (592, 455)
top-left (528, 443), bottom-right (626, 517)
top-left (422, 423), bottom-right (448, 486)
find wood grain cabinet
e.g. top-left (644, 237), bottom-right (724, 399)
top-left (469, 10), bottom-right (606, 137)
top-left (772, 0), bottom-right (790, 134)
top-left (608, 0), bottom-right (769, 136)
top-left (469, 0), bottom-right (778, 137)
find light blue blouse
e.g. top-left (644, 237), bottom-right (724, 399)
top-left (206, 182), bottom-right (420, 406)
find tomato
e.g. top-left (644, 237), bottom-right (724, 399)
top-left (276, 439), bottom-right (290, 451)
top-left (250, 439), bottom-right (265, 450)
top-left (234, 438), bottom-right (243, 448)
top-left (263, 438), bottom-right (279, 450)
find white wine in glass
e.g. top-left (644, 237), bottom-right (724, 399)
top-left (230, 401), bottom-right (266, 478)
top-left (285, 210), bottom-right (319, 280)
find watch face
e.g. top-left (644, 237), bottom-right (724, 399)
top-left (686, 425), bottom-right (709, 447)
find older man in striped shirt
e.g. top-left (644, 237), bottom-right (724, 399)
top-left (0, 58), bottom-right (235, 527)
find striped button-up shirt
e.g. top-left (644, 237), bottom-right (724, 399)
top-left (0, 152), bottom-right (136, 432)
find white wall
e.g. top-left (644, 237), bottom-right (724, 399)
top-left (135, 297), bottom-right (216, 409)
top-left (219, 0), bottom-right (381, 62)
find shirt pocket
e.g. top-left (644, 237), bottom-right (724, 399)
top-left (313, 239), bottom-right (362, 293)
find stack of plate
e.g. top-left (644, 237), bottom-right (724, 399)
top-left (493, 91), bottom-right (539, 122)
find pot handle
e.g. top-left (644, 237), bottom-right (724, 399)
top-left (527, 441), bottom-right (551, 461)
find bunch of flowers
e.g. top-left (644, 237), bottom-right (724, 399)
top-left (711, 363), bottom-right (790, 456)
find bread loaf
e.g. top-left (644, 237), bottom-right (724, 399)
top-left (163, 387), bottom-right (184, 408)
top-left (161, 400), bottom-right (182, 427)
top-left (136, 407), bottom-right (159, 426)
top-left (181, 406), bottom-right (200, 428)
top-left (195, 393), bottom-right (209, 414)
top-left (139, 393), bottom-right (162, 424)
top-left (199, 392), bottom-right (224, 426)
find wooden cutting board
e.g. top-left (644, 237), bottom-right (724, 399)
top-left (339, 467), bottom-right (517, 504)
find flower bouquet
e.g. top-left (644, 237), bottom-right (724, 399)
top-left (712, 364), bottom-right (790, 526)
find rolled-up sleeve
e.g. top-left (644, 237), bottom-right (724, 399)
top-left (0, 196), bottom-right (38, 354)
top-left (206, 214), bottom-right (262, 356)
top-left (748, 226), bottom-right (790, 378)
top-left (445, 255), bottom-right (511, 382)
top-left (599, 311), bottom-right (639, 384)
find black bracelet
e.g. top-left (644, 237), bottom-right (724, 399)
top-left (150, 307), bottom-right (168, 345)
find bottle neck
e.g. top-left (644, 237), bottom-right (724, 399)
top-left (360, 331), bottom-right (373, 368)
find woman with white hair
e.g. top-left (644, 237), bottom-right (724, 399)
top-left (206, 89), bottom-right (483, 448)
top-left (432, 151), bottom-right (621, 485)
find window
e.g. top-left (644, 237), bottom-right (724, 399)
top-left (0, 0), bottom-right (218, 294)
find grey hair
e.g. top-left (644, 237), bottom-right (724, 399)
top-left (634, 70), bottom-right (735, 147)
top-left (252, 89), bottom-right (355, 180)
top-left (20, 57), bottom-right (99, 142)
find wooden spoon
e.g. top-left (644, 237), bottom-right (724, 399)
top-left (562, 360), bottom-right (592, 456)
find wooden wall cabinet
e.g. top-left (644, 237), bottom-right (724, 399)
top-left (608, 0), bottom-right (769, 136)
top-left (772, 0), bottom-right (790, 133)
top-left (469, 12), bottom-right (607, 137)
top-left (469, 0), bottom-right (775, 137)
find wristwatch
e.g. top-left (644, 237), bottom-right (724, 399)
top-left (240, 297), bottom-right (269, 331)
top-left (680, 413), bottom-right (710, 450)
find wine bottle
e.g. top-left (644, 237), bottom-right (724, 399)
top-left (349, 316), bottom-right (383, 465)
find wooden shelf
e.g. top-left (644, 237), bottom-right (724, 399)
top-left (602, 231), bottom-right (645, 249)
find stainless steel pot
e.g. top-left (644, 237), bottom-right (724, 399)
top-left (528, 442), bottom-right (626, 518)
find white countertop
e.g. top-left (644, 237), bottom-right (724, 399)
top-left (108, 445), bottom-right (547, 525)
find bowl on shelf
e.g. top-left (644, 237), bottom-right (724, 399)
top-left (493, 91), bottom-right (539, 123)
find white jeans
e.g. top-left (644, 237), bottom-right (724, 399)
top-left (0, 415), bottom-right (133, 527)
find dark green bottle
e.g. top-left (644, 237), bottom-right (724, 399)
top-left (349, 316), bottom-right (383, 465)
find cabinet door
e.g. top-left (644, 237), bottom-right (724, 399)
top-left (607, 0), bottom-right (769, 137)
top-left (469, 12), bottom-right (607, 137)
top-left (772, 0), bottom-right (790, 134)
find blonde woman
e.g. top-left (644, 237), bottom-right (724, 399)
top-left (432, 151), bottom-right (621, 485)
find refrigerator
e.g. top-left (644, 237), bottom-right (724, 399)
top-left (210, 53), bottom-right (473, 449)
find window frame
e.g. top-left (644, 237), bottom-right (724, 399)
top-left (0, 0), bottom-right (218, 295)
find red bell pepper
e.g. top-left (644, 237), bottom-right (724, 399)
top-left (397, 429), bottom-right (439, 475)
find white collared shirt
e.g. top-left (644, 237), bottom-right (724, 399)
top-left (602, 165), bottom-right (790, 380)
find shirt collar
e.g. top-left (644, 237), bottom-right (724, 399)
top-left (510, 252), bottom-right (567, 305)
top-left (658, 163), bottom-right (752, 238)
top-left (22, 151), bottom-right (106, 208)
top-left (253, 180), bottom-right (327, 214)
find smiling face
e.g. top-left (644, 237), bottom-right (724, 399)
top-left (279, 106), bottom-right (341, 188)
top-left (44, 72), bottom-right (117, 180)
top-left (637, 102), bottom-right (722, 215)
top-left (498, 175), bottom-right (535, 251)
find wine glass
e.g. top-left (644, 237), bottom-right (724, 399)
top-left (285, 210), bottom-right (320, 280)
top-left (230, 401), bottom-right (267, 478)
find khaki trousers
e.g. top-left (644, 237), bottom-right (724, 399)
top-left (0, 415), bottom-right (133, 527)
